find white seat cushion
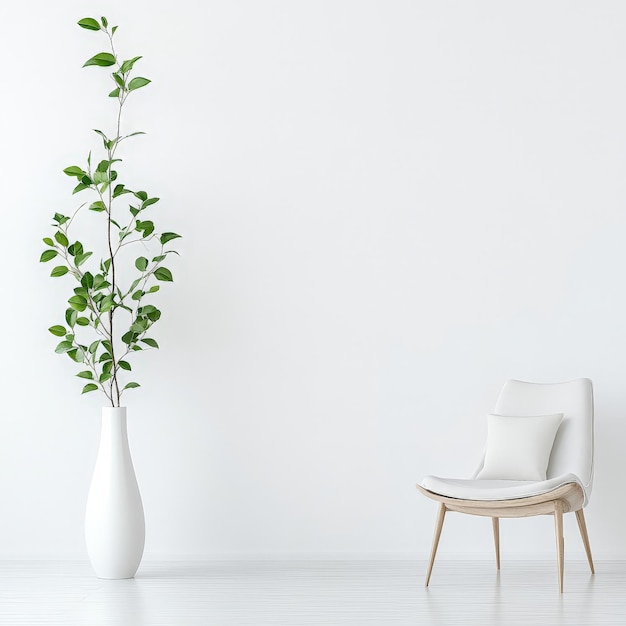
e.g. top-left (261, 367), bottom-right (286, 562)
top-left (420, 473), bottom-right (582, 501)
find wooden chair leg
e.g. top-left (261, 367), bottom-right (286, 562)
top-left (425, 503), bottom-right (446, 587)
top-left (554, 501), bottom-right (564, 593)
top-left (492, 517), bottom-right (500, 570)
top-left (575, 509), bottom-right (595, 574)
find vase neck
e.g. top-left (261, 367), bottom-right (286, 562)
top-left (100, 407), bottom-right (128, 441)
top-left (102, 406), bottom-right (127, 419)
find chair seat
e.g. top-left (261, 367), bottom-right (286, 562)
top-left (420, 473), bottom-right (582, 501)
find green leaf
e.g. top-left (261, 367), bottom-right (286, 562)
top-left (65, 308), bottom-right (78, 327)
top-left (77, 370), bottom-right (94, 379)
top-left (152, 255), bottom-right (166, 262)
top-left (93, 171), bottom-right (108, 184)
top-left (113, 73), bottom-right (125, 88)
top-left (76, 350), bottom-right (89, 363)
top-left (68, 295), bottom-right (88, 312)
top-left (51, 266), bottom-right (69, 277)
top-left (109, 88), bottom-right (120, 98)
top-left (99, 294), bottom-right (115, 312)
top-left (131, 290), bottom-right (143, 301)
top-left (146, 308), bottom-right (161, 322)
top-left (120, 56), bottom-right (142, 73)
top-left (148, 285), bottom-right (160, 293)
top-left (78, 17), bottom-right (100, 31)
top-left (142, 197), bottom-right (160, 208)
top-left (68, 241), bottom-right (83, 256)
top-left (81, 272), bottom-right (94, 289)
top-left (68, 348), bottom-right (85, 363)
top-left (73, 182), bottom-right (90, 194)
top-left (113, 184), bottom-right (129, 198)
top-left (63, 165), bottom-right (84, 177)
top-left (81, 383), bottom-right (99, 394)
top-left (121, 331), bottom-right (136, 345)
top-left (43, 237), bottom-right (55, 246)
top-left (75, 252), bottom-right (93, 267)
top-left (53, 213), bottom-right (70, 224)
top-left (99, 372), bottom-right (112, 383)
top-left (76, 317), bottom-right (90, 326)
top-left (48, 325), bottom-right (66, 337)
top-left (137, 220), bottom-right (155, 236)
top-left (154, 267), bottom-right (173, 282)
top-left (122, 131), bottom-right (146, 141)
top-left (54, 232), bottom-right (68, 247)
top-left (112, 25), bottom-right (118, 35)
top-left (124, 382), bottom-right (140, 390)
top-left (101, 16), bottom-right (108, 28)
top-left (55, 341), bottom-right (73, 354)
top-left (135, 257), bottom-right (148, 271)
top-left (88, 341), bottom-right (100, 355)
top-left (128, 77), bottom-right (151, 91)
top-left (40, 249), bottom-right (58, 262)
top-left (131, 319), bottom-right (148, 333)
top-left (89, 201), bottom-right (106, 212)
top-left (160, 232), bottom-right (182, 245)
top-left (96, 159), bottom-right (109, 172)
top-left (83, 52), bottom-right (116, 68)
top-left (118, 360), bottom-right (132, 371)
top-left (93, 275), bottom-right (110, 291)
top-left (141, 338), bottom-right (159, 348)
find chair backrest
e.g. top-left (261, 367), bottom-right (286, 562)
top-left (486, 378), bottom-right (594, 503)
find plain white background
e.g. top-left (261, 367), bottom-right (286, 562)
top-left (1, 0), bottom-right (625, 561)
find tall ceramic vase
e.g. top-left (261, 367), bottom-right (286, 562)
top-left (85, 406), bottom-right (145, 579)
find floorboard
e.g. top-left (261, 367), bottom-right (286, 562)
top-left (0, 560), bottom-right (623, 625)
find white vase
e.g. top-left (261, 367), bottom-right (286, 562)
top-left (85, 406), bottom-right (145, 579)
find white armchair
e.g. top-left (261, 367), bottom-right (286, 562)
top-left (417, 378), bottom-right (594, 592)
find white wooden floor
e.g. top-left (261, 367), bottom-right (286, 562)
top-left (0, 560), bottom-right (623, 625)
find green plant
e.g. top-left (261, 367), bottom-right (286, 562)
top-left (41, 17), bottom-right (181, 407)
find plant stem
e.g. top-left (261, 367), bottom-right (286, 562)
top-left (105, 27), bottom-right (124, 407)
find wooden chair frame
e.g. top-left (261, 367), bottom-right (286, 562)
top-left (416, 482), bottom-right (594, 592)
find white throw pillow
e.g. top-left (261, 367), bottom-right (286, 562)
top-left (476, 413), bottom-right (563, 481)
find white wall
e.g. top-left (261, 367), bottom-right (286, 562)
top-left (1, 0), bottom-right (625, 560)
